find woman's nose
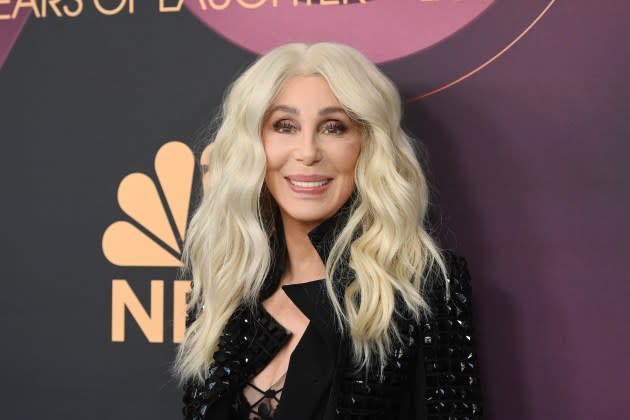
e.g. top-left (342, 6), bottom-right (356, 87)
top-left (295, 130), bottom-right (322, 165)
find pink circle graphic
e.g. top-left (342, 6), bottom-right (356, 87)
top-left (184, 0), bottom-right (495, 63)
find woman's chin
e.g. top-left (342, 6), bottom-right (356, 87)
top-left (278, 206), bottom-right (337, 229)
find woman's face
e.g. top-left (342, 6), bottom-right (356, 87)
top-left (262, 74), bottom-right (362, 232)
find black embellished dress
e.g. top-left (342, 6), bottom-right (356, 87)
top-left (182, 198), bottom-right (483, 419)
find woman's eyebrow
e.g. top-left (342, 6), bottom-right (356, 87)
top-left (268, 105), bottom-right (299, 115)
top-left (319, 106), bottom-right (346, 116)
top-left (267, 105), bottom-right (346, 116)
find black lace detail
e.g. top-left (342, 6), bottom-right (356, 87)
top-left (233, 379), bottom-right (285, 420)
top-left (182, 306), bottom-right (292, 420)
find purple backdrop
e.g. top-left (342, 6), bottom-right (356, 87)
top-left (412, 2), bottom-right (630, 413)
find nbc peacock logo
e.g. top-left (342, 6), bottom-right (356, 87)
top-left (102, 141), bottom-right (211, 344)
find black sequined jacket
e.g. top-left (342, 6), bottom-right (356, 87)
top-left (182, 200), bottom-right (483, 419)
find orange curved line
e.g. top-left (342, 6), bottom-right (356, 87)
top-left (405, 0), bottom-right (557, 103)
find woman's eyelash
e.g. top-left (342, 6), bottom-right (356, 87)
top-left (271, 119), bottom-right (348, 134)
top-left (273, 120), bottom-right (296, 133)
top-left (321, 121), bottom-right (348, 134)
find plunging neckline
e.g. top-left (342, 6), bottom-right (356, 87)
top-left (256, 278), bottom-right (325, 384)
top-left (236, 279), bottom-right (326, 419)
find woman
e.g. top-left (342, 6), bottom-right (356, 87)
top-left (175, 42), bottom-right (482, 419)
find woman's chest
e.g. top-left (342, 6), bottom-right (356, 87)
top-left (183, 283), bottom-right (421, 420)
top-left (249, 285), bottom-right (311, 393)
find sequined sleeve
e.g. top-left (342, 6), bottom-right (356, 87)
top-left (181, 305), bottom-right (245, 420)
top-left (421, 251), bottom-right (483, 419)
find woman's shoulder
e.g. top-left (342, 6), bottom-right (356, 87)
top-left (419, 250), bottom-right (478, 347)
top-left (423, 249), bottom-right (474, 310)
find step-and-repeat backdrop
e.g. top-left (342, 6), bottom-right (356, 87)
top-left (1, 1), bottom-right (628, 419)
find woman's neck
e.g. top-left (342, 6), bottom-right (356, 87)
top-left (280, 216), bottom-right (327, 286)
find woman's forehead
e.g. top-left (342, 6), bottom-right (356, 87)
top-left (267, 75), bottom-right (344, 114)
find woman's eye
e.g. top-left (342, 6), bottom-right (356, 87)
top-left (272, 120), bottom-right (297, 133)
top-left (321, 121), bottom-right (348, 135)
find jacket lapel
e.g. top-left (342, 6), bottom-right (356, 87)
top-left (275, 280), bottom-right (338, 420)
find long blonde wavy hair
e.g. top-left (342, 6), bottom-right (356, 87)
top-left (174, 42), bottom-right (449, 383)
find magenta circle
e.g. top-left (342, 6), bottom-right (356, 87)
top-left (184, 0), bottom-right (494, 63)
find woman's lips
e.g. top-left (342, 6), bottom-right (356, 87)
top-left (285, 176), bottom-right (332, 194)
